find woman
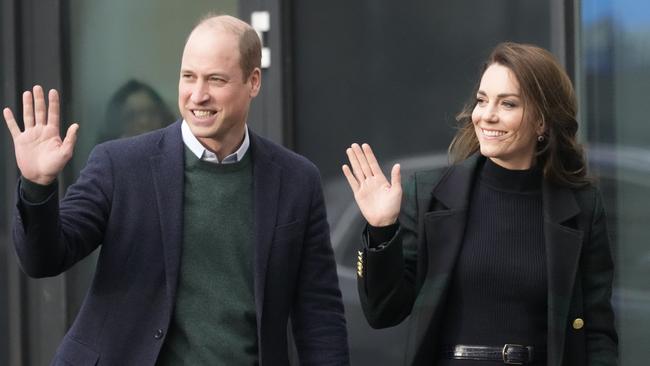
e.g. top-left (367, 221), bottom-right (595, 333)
top-left (342, 43), bottom-right (617, 365)
top-left (98, 79), bottom-right (175, 143)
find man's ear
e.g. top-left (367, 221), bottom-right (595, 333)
top-left (248, 68), bottom-right (262, 97)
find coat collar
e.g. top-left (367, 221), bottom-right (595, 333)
top-left (431, 154), bottom-right (581, 223)
top-left (431, 154), bottom-right (480, 210)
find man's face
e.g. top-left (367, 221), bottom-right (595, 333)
top-left (178, 26), bottom-right (260, 149)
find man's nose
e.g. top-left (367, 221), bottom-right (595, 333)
top-left (190, 81), bottom-right (209, 104)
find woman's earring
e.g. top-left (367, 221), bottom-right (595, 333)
top-left (537, 135), bottom-right (545, 142)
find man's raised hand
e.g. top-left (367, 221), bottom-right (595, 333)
top-left (3, 85), bottom-right (78, 185)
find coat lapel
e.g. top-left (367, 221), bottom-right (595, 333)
top-left (249, 131), bottom-right (281, 327)
top-left (407, 156), bottom-right (479, 364)
top-left (543, 181), bottom-right (583, 366)
top-left (424, 155), bottom-right (478, 280)
top-left (150, 121), bottom-right (185, 307)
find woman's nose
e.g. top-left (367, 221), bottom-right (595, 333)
top-left (482, 104), bottom-right (498, 122)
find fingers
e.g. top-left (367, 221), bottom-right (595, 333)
top-left (342, 164), bottom-right (359, 193)
top-left (61, 123), bottom-right (79, 158)
top-left (47, 89), bottom-right (60, 129)
top-left (33, 85), bottom-right (46, 126)
top-left (390, 164), bottom-right (402, 190)
top-left (22, 91), bottom-right (35, 128)
top-left (362, 143), bottom-right (385, 178)
top-left (351, 143), bottom-right (373, 179)
top-left (346, 145), bottom-right (365, 182)
top-left (3, 107), bottom-right (21, 138)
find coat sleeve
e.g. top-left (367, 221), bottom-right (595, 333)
top-left (357, 172), bottom-right (420, 329)
top-left (291, 167), bottom-right (350, 365)
top-left (13, 145), bottom-right (113, 278)
top-left (582, 188), bottom-right (618, 364)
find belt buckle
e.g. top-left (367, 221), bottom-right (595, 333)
top-left (502, 344), bottom-right (527, 365)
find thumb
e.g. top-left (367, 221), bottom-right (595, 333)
top-left (390, 163), bottom-right (401, 190)
top-left (62, 123), bottom-right (79, 157)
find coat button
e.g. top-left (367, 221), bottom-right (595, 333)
top-left (572, 318), bottom-right (584, 330)
top-left (357, 250), bottom-right (364, 277)
top-left (154, 329), bottom-right (164, 339)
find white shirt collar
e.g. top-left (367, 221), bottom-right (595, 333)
top-left (181, 120), bottom-right (250, 164)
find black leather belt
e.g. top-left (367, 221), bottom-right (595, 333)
top-left (440, 344), bottom-right (544, 364)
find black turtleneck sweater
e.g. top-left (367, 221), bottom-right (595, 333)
top-left (437, 158), bottom-right (547, 365)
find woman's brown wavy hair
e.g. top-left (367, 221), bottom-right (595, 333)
top-left (449, 42), bottom-right (590, 188)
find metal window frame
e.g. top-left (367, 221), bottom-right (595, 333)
top-left (550, 0), bottom-right (577, 79)
top-left (1, 0), bottom-right (69, 364)
top-left (239, 0), bottom-right (295, 148)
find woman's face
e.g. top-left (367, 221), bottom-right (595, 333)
top-left (472, 63), bottom-right (542, 170)
top-left (121, 90), bottom-right (166, 137)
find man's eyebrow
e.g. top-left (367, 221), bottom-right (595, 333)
top-left (207, 72), bottom-right (229, 78)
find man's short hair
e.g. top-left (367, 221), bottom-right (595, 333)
top-left (194, 14), bottom-right (262, 81)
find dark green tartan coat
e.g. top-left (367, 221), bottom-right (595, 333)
top-left (357, 155), bottom-right (618, 365)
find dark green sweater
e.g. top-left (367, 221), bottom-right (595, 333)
top-left (157, 148), bottom-right (257, 365)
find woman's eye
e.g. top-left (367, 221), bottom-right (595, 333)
top-left (502, 101), bottom-right (517, 108)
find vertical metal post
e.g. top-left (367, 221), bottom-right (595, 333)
top-left (1, 0), bottom-right (27, 364)
top-left (2, 0), bottom-right (69, 364)
top-left (239, 0), bottom-right (294, 148)
top-left (550, 0), bottom-right (567, 67)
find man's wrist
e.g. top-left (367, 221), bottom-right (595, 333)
top-left (20, 176), bottom-right (57, 203)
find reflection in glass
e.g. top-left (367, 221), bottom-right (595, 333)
top-left (581, 0), bottom-right (650, 362)
top-left (98, 79), bottom-right (175, 143)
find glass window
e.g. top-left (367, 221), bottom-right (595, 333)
top-left (580, 0), bottom-right (650, 362)
top-left (65, 0), bottom-right (237, 324)
top-left (293, 1), bottom-right (551, 182)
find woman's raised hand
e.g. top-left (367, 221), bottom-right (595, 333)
top-left (3, 85), bottom-right (79, 185)
top-left (342, 143), bottom-right (402, 227)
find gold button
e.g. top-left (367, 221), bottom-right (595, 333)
top-left (572, 318), bottom-right (584, 330)
top-left (357, 250), bottom-right (364, 277)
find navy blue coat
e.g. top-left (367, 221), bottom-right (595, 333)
top-left (14, 121), bottom-right (349, 365)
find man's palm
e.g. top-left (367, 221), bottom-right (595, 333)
top-left (3, 86), bottom-right (78, 185)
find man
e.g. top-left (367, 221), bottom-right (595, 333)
top-left (3, 15), bottom-right (349, 365)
